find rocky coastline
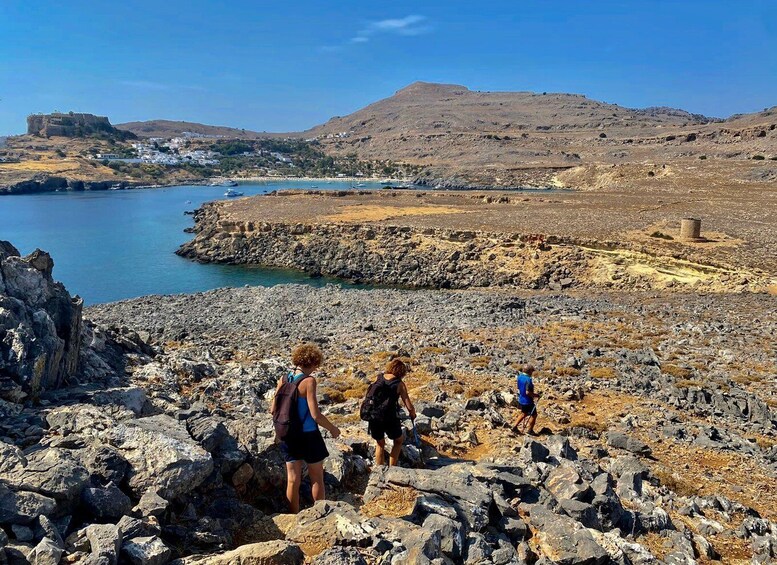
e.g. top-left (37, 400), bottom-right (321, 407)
top-left (0, 176), bottom-right (211, 196)
top-left (1, 238), bottom-right (775, 563)
top-left (177, 199), bottom-right (773, 293)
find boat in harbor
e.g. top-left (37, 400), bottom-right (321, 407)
top-left (224, 188), bottom-right (244, 197)
top-left (210, 180), bottom-right (238, 187)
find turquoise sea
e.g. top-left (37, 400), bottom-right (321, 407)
top-left (0, 180), bottom-right (389, 304)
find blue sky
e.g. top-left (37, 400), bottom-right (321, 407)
top-left (1, 0), bottom-right (775, 134)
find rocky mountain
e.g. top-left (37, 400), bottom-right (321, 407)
top-left (115, 120), bottom-right (272, 140)
top-left (306, 81), bottom-right (714, 138)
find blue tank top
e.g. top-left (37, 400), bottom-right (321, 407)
top-left (289, 372), bottom-right (318, 432)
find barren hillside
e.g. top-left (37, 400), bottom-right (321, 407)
top-left (304, 82), bottom-right (777, 189)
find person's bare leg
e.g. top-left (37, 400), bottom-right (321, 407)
top-left (527, 413), bottom-right (538, 434)
top-left (389, 435), bottom-right (404, 466)
top-left (511, 413), bottom-right (526, 432)
top-left (375, 439), bottom-right (386, 466)
top-left (307, 462), bottom-right (326, 502)
top-left (285, 461), bottom-right (303, 514)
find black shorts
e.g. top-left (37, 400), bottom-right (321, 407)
top-left (519, 402), bottom-right (536, 415)
top-left (280, 430), bottom-right (329, 464)
top-left (369, 418), bottom-right (403, 441)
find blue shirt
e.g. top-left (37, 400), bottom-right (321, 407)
top-left (517, 373), bottom-right (534, 406)
top-left (289, 373), bottom-right (318, 432)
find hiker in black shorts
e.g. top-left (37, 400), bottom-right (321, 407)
top-left (270, 343), bottom-right (340, 514)
top-left (365, 359), bottom-right (416, 467)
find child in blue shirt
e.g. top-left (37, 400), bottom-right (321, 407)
top-left (511, 364), bottom-right (541, 435)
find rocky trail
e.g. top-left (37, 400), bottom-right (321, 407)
top-left (1, 242), bottom-right (775, 564)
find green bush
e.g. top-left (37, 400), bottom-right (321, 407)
top-left (752, 155), bottom-right (765, 160)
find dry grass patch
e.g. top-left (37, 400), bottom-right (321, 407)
top-left (361, 487), bottom-right (418, 518)
top-left (419, 346), bottom-right (451, 355)
top-left (323, 204), bottom-right (464, 223)
top-left (589, 366), bottom-right (617, 379)
top-left (469, 356), bottom-right (491, 368)
top-left (650, 466), bottom-right (701, 497)
top-left (661, 364), bottom-right (693, 380)
top-left (674, 379), bottom-right (705, 389)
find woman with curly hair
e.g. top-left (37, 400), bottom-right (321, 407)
top-left (270, 343), bottom-right (340, 513)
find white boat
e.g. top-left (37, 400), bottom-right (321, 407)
top-left (310, 185), bottom-right (319, 188)
top-left (356, 182), bottom-right (366, 188)
top-left (109, 184), bottom-right (121, 190)
top-left (210, 180), bottom-right (238, 187)
top-left (224, 188), bottom-right (244, 197)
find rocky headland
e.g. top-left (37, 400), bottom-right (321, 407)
top-left (1, 240), bottom-right (775, 564)
top-left (26, 114), bottom-right (135, 141)
top-left (177, 190), bottom-right (776, 294)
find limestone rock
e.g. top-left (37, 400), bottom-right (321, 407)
top-left (133, 490), bottom-right (169, 519)
top-left (284, 501), bottom-right (373, 555)
top-left (364, 465), bottom-right (492, 530)
top-left (83, 523), bottom-right (122, 565)
top-left (606, 432), bottom-right (652, 457)
top-left (172, 540), bottom-right (304, 564)
top-left (0, 483), bottom-right (57, 525)
top-left (102, 414), bottom-right (214, 499)
top-left (0, 243), bottom-right (83, 397)
top-left (545, 464), bottom-right (592, 501)
top-left (529, 504), bottom-right (608, 565)
top-left (81, 444), bottom-right (129, 486)
top-left (311, 547), bottom-right (368, 565)
top-left (27, 536), bottom-right (63, 565)
top-left (120, 536), bottom-right (171, 565)
top-left (0, 448), bottom-right (89, 508)
top-left (81, 485), bottom-right (133, 521)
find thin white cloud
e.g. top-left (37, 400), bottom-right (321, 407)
top-left (349, 14), bottom-right (432, 45)
top-left (319, 15), bottom-right (431, 53)
top-left (371, 15), bottom-right (428, 34)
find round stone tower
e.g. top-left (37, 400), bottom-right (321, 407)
top-left (680, 218), bottom-right (702, 240)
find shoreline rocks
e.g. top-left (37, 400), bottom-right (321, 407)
top-left (176, 200), bottom-right (773, 293)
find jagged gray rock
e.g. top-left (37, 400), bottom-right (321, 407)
top-left (120, 536), bottom-right (171, 565)
top-left (83, 523), bottom-right (122, 565)
top-left (101, 414), bottom-right (214, 499)
top-left (0, 242), bottom-right (83, 398)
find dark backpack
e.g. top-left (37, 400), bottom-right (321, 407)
top-left (360, 375), bottom-right (400, 422)
top-left (273, 374), bottom-right (311, 440)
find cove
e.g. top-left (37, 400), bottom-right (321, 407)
top-left (0, 180), bottom-right (390, 304)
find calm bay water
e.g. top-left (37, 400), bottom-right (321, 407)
top-left (0, 180), bottom-right (387, 304)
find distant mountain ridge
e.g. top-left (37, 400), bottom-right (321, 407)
top-left (304, 81), bottom-right (716, 138)
top-left (115, 119), bottom-right (274, 139)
